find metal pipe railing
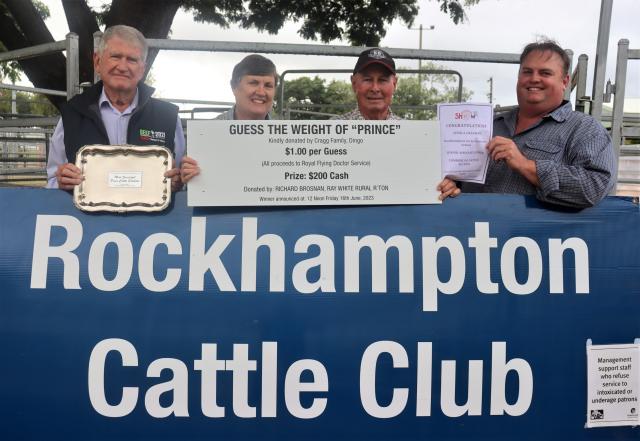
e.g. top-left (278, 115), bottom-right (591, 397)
top-left (591, 0), bottom-right (614, 120)
top-left (571, 54), bottom-right (589, 113)
top-left (0, 40), bottom-right (66, 63)
top-left (144, 38), bottom-right (521, 64)
top-left (0, 117), bottom-right (59, 128)
top-left (0, 33), bottom-right (79, 101)
top-left (610, 39), bottom-right (632, 187)
top-left (0, 82), bottom-right (67, 97)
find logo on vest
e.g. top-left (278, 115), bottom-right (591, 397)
top-left (139, 128), bottom-right (166, 144)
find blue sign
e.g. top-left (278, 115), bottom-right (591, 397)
top-left (1, 188), bottom-right (638, 440)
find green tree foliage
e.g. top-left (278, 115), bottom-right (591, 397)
top-left (436, 0), bottom-right (481, 24)
top-left (280, 76), bottom-right (354, 118)
top-left (0, 52), bottom-right (20, 84)
top-left (325, 80), bottom-right (354, 110)
top-left (0, 0), bottom-right (479, 110)
top-left (92, 0), bottom-right (423, 47)
top-left (280, 62), bottom-right (472, 120)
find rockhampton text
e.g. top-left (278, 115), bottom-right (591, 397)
top-left (30, 214), bottom-right (589, 312)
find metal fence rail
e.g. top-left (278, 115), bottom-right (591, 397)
top-left (605, 39), bottom-right (640, 195)
top-left (145, 38), bottom-right (522, 64)
top-left (610, 40), bottom-right (639, 163)
top-left (0, 82), bottom-right (67, 98)
top-left (140, 36), bottom-right (587, 109)
top-left (572, 54), bottom-right (589, 113)
top-left (0, 30), bottom-right (77, 186)
top-left (0, 33), bottom-right (79, 101)
top-left (0, 23), bottom-right (630, 189)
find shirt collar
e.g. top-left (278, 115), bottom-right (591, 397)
top-left (497, 108), bottom-right (517, 134)
top-left (545, 100), bottom-right (572, 122)
top-left (497, 100), bottom-right (572, 134)
top-left (354, 107), bottom-right (397, 120)
top-left (99, 87), bottom-right (139, 115)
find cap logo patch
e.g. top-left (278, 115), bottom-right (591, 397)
top-left (369, 49), bottom-right (387, 59)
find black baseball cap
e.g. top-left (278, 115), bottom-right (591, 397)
top-left (353, 48), bottom-right (396, 75)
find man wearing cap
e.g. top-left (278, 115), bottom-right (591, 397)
top-left (335, 48), bottom-right (401, 120)
top-left (336, 48), bottom-right (460, 200)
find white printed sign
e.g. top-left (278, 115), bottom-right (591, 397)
top-left (186, 120), bottom-right (442, 206)
top-left (586, 343), bottom-right (639, 427)
top-left (437, 103), bottom-right (492, 183)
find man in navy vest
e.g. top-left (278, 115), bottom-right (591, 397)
top-left (46, 25), bottom-right (185, 191)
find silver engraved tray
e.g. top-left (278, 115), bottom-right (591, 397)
top-left (73, 145), bottom-right (172, 213)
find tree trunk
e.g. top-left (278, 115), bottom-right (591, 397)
top-left (1, 0), bottom-right (66, 108)
top-left (62, 0), bottom-right (99, 84)
top-left (0, 0), bottom-right (181, 108)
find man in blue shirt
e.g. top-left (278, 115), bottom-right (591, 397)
top-left (459, 40), bottom-right (615, 208)
top-left (47, 25), bottom-right (185, 191)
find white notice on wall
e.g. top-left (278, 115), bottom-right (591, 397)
top-left (586, 342), bottom-right (639, 428)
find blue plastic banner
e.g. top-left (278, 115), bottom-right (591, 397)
top-left (1, 188), bottom-right (639, 440)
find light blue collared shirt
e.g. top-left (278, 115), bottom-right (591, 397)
top-left (98, 88), bottom-right (138, 145)
top-left (46, 88), bottom-right (185, 188)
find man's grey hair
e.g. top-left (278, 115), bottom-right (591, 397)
top-left (97, 25), bottom-right (148, 63)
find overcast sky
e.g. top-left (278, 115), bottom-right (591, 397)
top-left (38, 0), bottom-right (639, 109)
